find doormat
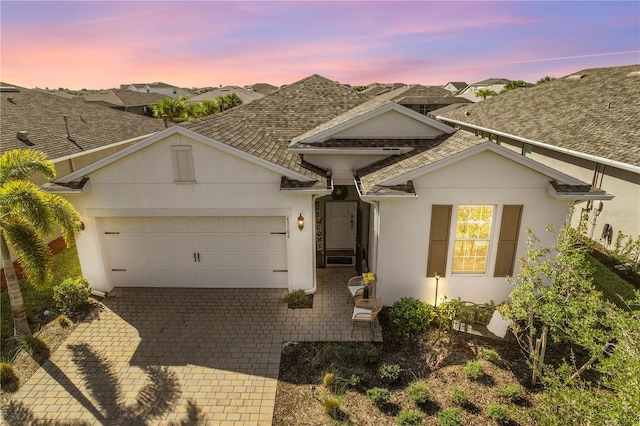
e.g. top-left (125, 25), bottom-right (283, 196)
top-left (327, 256), bottom-right (354, 265)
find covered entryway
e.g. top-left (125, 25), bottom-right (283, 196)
top-left (100, 216), bottom-right (287, 288)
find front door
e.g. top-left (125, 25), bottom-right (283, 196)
top-left (325, 201), bottom-right (357, 251)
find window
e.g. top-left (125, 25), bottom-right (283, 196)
top-left (170, 145), bottom-right (195, 183)
top-left (452, 205), bottom-right (494, 273)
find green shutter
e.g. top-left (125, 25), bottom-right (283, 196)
top-left (427, 205), bottom-right (452, 277)
top-left (494, 205), bottom-right (523, 277)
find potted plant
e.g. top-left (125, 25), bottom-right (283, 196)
top-left (362, 272), bottom-right (376, 298)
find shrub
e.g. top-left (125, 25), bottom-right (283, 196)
top-left (438, 407), bottom-right (462, 426)
top-left (57, 314), bottom-right (71, 328)
top-left (284, 289), bottom-right (312, 309)
top-left (378, 362), bottom-right (401, 383)
top-left (347, 372), bottom-right (364, 388)
top-left (396, 408), bottom-right (425, 426)
top-left (462, 360), bottom-right (485, 380)
top-left (487, 403), bottom-right (510, 424)
top-left (450, 387), bottom-right (469, 406)
top-left (481, 348), bottom-right (502, 363)
top-left (53, 277), bottom-right (91, 315)
top-left (389, 297), bottom-right (436, 337)
top-left (0, 362), bottom-right (19, 390)
top-left (355, 342), bottom-right (380, 365)
top-left (407, 381), bottom-right (430, 404)
top-left (322, 395), bottom-right (341, 417)
top-left (501, 384), bottom-right (523, 402)
top-left (367, 387), bottom-right (390, 407)
top-left (323, 372), bottom-right (336, 388)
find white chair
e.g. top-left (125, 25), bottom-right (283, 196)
top-left (346, 276), bottom-right (366, 303)
top-left (351, 298), bottom-right (383, 340)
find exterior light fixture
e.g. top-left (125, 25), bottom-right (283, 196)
top-left (434, 273), bottom-right (440, 307)
top-left (297, 213), bottom-right (304, 231)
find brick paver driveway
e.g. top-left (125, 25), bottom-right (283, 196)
top-left (2, 268), bottom-right (381, 425)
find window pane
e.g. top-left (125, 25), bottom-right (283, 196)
top-left (452, 206), bottom-right (493, 274)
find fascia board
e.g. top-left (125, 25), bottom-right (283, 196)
top-left (51, 133), bottom-right (156, 164)
top-left (381, 142), bottom-right (590, 187)
top-left (288, 147), bottom-right (413, 155)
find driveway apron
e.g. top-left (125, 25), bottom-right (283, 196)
top-left (2, 267), bottom-right (381, 425)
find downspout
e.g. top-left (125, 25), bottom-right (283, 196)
top-left (306, 194), bottom-right (319, 295)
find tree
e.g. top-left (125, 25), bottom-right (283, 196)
top-left (500, 80), bottom-right (531, 94)
top-left (0, 149), bottom-right (82, 337)
top-left (500, 221), bottom-right (640, 423)
top-left (151, 98), bottom-right (184, 121)
top-left (474, 89), bottom-right (497, 100)
top-left (536, 76), bottom-right (555, 85)
top-left (216, 93), bottom-right (243, 112)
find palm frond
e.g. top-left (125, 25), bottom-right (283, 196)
top-left (0, 149), bottom-right (56, 186)
top-left (0, 180), bottom-right (55, 236)
top-left (41, 192), bottom-right (83, 245)
top-left (1, 218), bottom-right (52, 287)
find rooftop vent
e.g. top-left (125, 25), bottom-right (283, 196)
top-left (566, 74), bottom-right (586, 80)
top-left (16, 131), bottom-right (34, 146)
top-left (7, 96), bottom-right (16, 104)
top-left (0, 86), bottom-right (20, 93)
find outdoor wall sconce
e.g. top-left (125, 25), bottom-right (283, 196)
top-left (434, 272), bottom-right (440, 307)
top-left (297, 213), bottom-right (304, 231)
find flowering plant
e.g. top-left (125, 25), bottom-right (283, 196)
top-left (362, 272), bottom-right (376, 286)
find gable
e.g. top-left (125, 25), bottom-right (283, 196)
top-left (333, 109), bottom-right (445, 140)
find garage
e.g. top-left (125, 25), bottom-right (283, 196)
top-left (100, 216), bottom-right (288, 288)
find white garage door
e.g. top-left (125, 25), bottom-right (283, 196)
top-left (100, 216), bottom-right (288, 288)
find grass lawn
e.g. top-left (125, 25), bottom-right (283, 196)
top-left (1, 244), bottom-right (81, 343)
top-left (588, 254), bottom-right (639, 310)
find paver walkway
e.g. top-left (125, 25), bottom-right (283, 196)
top-left (2, 267), bottom-right (381, 425)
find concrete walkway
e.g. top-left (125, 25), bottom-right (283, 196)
top-left (2, 267), bottom-right (381, 425)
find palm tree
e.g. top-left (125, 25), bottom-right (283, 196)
top-left (151, 98), bottom-right (185, 121)
top-left (475, 89), bottom-right (498, 100)
top-left (500, 80), bottom-right (531, 94)
top-left (0, 149), bottom-right (82, 336)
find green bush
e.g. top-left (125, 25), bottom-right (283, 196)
top-left (389, 297), bottom-right (436, 338)
top-left (397, 408), bottom-right (425, 425)
top-left (438, 407), bottom-right (462, 426)
top-left (367, 387), bottom-right (390, 407)
top-left (462, 360), bottom-right (485, 381)
top-left (501, 384), bottom-right (523, 402)
top-left (354, 342), bottom-right (380, 365)
top-left (481, 348), bottom-right (502, 363)
top-left (588, 255), bottom-right (638, 310)
top-left (0, 362), bottom-right (19, 390)
top-left (487, 403), bottom-right (510, 424)
top-left (450, 387), bottom-right (469, 406)
top-left (347, 372), bottom-right (364, 388)
top-left (378, 362), bottom-right (401, 383)
top-left (53, 277), bottom-right (91, 315)
top-left (407, 381), bottom-right (430, 404)
top-left (284, 289), bottom-right (312, 309)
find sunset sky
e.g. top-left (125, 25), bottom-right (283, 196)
top-left (1, 1), bottom-right (638, 90)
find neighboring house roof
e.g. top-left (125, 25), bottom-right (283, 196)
top-left (361, 83), bottom-right (407, 97)
top-left (393, 85), bottom-right (451, 98)
top-left (83, 90), bottom-right (168, 108)
top-left (184, 86), bottom-right (264, 105)
top-left (471, 78), bottom-right (511, 86)
top-left (445, 81), bottom-right (468, 90)
top-left (33, 88), bottom-right (76, 99)
top-left (1, 83), bottom-right (165, 160)
top-left (437, 64), bottom-right (640, 172)
top-left (395, 96), bottom-right (471, 107)
top-left (247, 83), bottom-right (278, 95)
top-left (121, 82), bottom-right (177, 90)
top-left (181, 74), bottom-right (369, 181)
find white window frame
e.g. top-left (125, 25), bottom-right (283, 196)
top-left (450, 204), bottom-right (496, 275)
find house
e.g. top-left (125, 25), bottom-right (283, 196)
top-left (443, 81), bottom-right (468, 93)
top-left (246, 83), bottom-right (279, 95)
top-left (120, 82), bottom-right (193, 99)
top-left (83, 90), bottom-right (169, 116)
top-left (46, 75), bottom-right (610, 305)
top-left (389, 84), bottom-right (472, 115)
top-left (436, 64), bottom-right (640, 242)
top-left (457, 78), bottom-right (511, 102)
top-left (184, 86), bottom-right (264, 105)
top-left (0, 83), bottom-right (165, 184)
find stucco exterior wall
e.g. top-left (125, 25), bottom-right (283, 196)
top-left (65, 133), bottom-right (315, 293)
top-left (335, 110), bottom-right (443, 139)
top-left (374, 150), bottom-right (572, 306)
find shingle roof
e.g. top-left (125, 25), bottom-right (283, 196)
top-left (356, 131), bottom-right (484, 194)
top-left (446, 82), bottom-right (468, 90)
top-left (438, 64), bottom-right (640, 169)
top-left (247, 83), bottom-right (278, 95)
top-left (1, 83), bottom-right (164, 159)
top-left (181, 74), bottom-right (369, 181)
top-left (472, 78), bottom-right (511, 86)
top-left (185, 86), bottom-right (264, 105)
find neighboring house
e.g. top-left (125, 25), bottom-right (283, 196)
top-left (436, 64), bottom-right (640, 243)
top-left (360, 83), bottom-right (407, 97)
top-left (390, 84), bottom-right (472, 115)
top-left (184, 86), bottom-right (264, 105)
top-left (443, 81), bottom-right (468, 93)
top-left (1, 83), bottom-right (165, 183)
top-left (33, 88), bottom-right (77, 99)
top-left (83, 90), bottom-right (169, 116)
top-left (457, 78), bottom-right (511, 102)
top-left (120, 82), bottom-right (193, 99)
top-left (246, 83), bottom-right (278, 95)
top-left (47, 75), bottom-right (609, 306)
